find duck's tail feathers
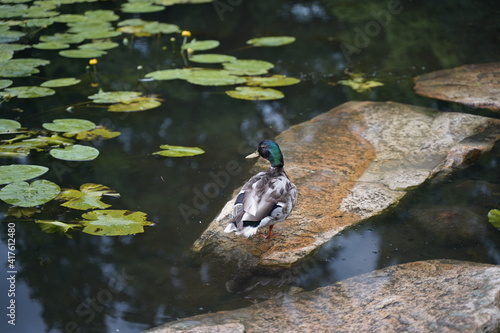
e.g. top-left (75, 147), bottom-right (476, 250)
top-left (224, 222), bottom-right (237, 233)
top-left (236, 226), bottom-right (258, 238)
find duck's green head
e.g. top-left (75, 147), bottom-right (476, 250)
top-left (246, 140), bottom-right (284, 168)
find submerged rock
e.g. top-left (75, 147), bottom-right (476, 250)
top-left (414, 62), bottom-right (500, 111)
top-left (192, 101), bottom-right (500, 269)
top-left (146, 260), bottom-right (500, 333)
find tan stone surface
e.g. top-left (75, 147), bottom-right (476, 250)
top-left (414, 62), bottom-right (500, 111)
top-left (146, 260), bottom-right (500, 333)
top-left (192, 102), bottom-right (500, 268)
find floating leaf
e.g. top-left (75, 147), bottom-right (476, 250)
top-left (223, 59), bottom-right (274, 75)
top-left (225, 86), bottom-right (284, 100)
top-left (32, 41), bottom-right (70, 50)
top-left (247, 36), bottom-right (296, 47)
top-left (49, 144), bottom-right (99, 161)
top-left (36, 220), bottom-right (81, 238)
top-left (0, 58), bottom-right (49, 78)
top-left (8, 206), bottom-right (41, 218)
top-left (80, 210), bottom-right (155, 236)
top-left (184, 69), bottom-right (246, 86)
top-left (88, 90), bottom-right (143, 104)
top-left (57, 183), bottom-right (120, 210)
top-left (488, 209), bottom-right (500, 228)
top-left (155, 0), bottom-right (213, 4)
top-left (0, 164), bottom-right (48, 185)
top-left (142, 21), bottom-right (180, 35)
top-left (42, 118), bottom-right (96, 133)
top-left (121, 2), bottom-right (165, 13)
top-left (153, 144), bottom-right (205, 157)
top-left (0, 43), bottom-right (30, 52)
top-left (0, 50), bottom-right (13, 61)
top-left (52, 14), bottom-right (87, 23)
top-left (39, 33), bottom-right (85, 44)
top-left (336, 72), bottom-right (384, 93)
top-left (0, 119), bottom-right (21, 133)
top-left (0, 138), bottom-right (48, 157)
top-left (0, 180), bottom-right (60, 207)
top-left (182, 40), bottom-right (220, 52)
top-left (74, 126), bottom-right (121, 140)
top-left (107, 97), bottom-right (162, 112)
top-left (244, 75), bottom-right (300, 87)
top-left (79, 41), bottom-right (119, 51)
top-left (59, 49), bottom-right (106, 58)
top-left (189, 53), bottom-right (237, 64)
top-left (0, 29), bottom-right (25, 43)
top-left (145, 68), bottom-right (191, 81)
top-left (0, 86), bottom-right (55, 98)
top-left (41, 78), bottom-right (81, 88)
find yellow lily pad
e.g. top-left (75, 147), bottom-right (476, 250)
top-left (225, 86), bottom-right (284, 100)
top-left (36, 220), bottom-right (81, 238)
top-left (57, 183), bottom-right (120, 210)
top-left (74, 126), bottom-right (121, 140)
top-left (153, 144), bottom-right (205, 157)
top-left (80, 209), bottom-right (155, 236)
top-left (244, 75), bottom-right (300, 87)
top-left (107, 97), bottom-right (162, 112)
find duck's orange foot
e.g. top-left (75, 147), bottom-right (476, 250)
top-left (260, 225), bottom-right (280, 239)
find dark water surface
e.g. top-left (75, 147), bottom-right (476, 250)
top-left (1, 1), bottom-right (500, 332)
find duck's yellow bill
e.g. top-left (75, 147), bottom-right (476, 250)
top-left (245, 151), bottom-right (259, 159)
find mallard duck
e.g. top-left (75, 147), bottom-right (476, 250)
top-left (224, 140), bottom-right (297, 239)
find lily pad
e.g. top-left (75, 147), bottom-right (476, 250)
top-left (32, 41), bottom-right (70, 50)
top-left (39, 33), bottom-right (85, 44)
top-left (36, 220), bottom-right (81, 238)
top-left (107, 97), bottom-right (162, 112)
top-left (0, 164), bottom-right (48, 185)
top-left (88, 90), bottom-right (143, 104)
top-left (0, 29), bottom-right (25, 43)
top-left (121, 2), bottom-right (165, 13)
top-left (0, 180), bottom-right (60, 207)
top-left (225, 86), bottom-right (284, 100)
top-left (223, 59), bottom-right (274, 75)
top-left (145, 68), bottom-right (191, 81)
top-left (59, 49), bottom-right (107, 58)
top-left (488, 209), bottom-right (500, 228)
top-left (40, 78), bottom-right (81, 88)
top-left (74, 126), bottom-right (121, 140)
top-left (49, 144), bottom-right (100, 161)
top-left (57, 183), bottom-right (120, 210)
top-left (79, 41), bottom-right (119, 51)
top-left (184, 69), bottom-right (246, 86)
top-left (182, 40), bottom-right (220, 52)
top-left (0, 119), bottom-right (21, 133)
top-left (0, 86), bottom-right (55, 98)
top-left (0, 79), bottom-right (13, 89)
top-left (42, 118), bottom-right (96, 133)
top-left (247, 36), bottom-right (296, 47)
top-left (245, 75), bottom-right (301, 87)
top-left (153, 144), bottom-right (205, 157)
top-left (189, 53), bottom-right (237, 64)
top-left (337, 77), bottom-right (384, 92)
top-left (80, 209), bottom-right (155, 236)
top-left (8, 206), bottom-right (41, 218)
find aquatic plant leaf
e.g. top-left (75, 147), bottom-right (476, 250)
top-left (189, 53), bottom-right (237, 64)
top-left (155, 0), bottom-right (213, 5)
top-left (247, 36), bottom-right (296, 47)
top-left (225, 87), bottom-right (284, 100)
top-left (0, 86), bottom-right (55, 98)
top-left (0, 4), bottom-right (27, 19)
top-left (42, 118), bottom-right (96, 133)
top-left (41, 78), bottom-right (81, 88)
top-left (52, 14), bottom-right (87, 23)
top-left (0, 180), bottom-right (60, 207)
top-left (39, 33), bottom-right (85, 44)
top-left (84, 9), bottom-right (119, 22)
top-left (8, 206), bottom-right (41, 218)
top-left (80, 210), bottom-right (155, 236)
top-left (184, 69), bottom-right (246, 86)
top-left (49, 144), bottom-right (99, 161)
top-left (337, 77), bottom-right (384, 92)
top-left (0, 119), bottom-right (21, 133)
top-left (36, 220), bottom-right (81, 238)
top-left (153, 144), bottom-right (205, 157)
top-left (244, 75), bottom-right (300, 87)
top-left (121, 2), bottom-right (165, 13)
top-left (223, 59), bottom-right (274, 75)
top-left (488, 209), bottom-right (500, 228)
top-left (145, 68), bottom-right (191, 80)
top-left (0, 79), bottom-right (13, 89)
top-left (142, 21), bottom-right (180, 35)
top-left (0, 164), bottom-right (48, 185)
top-left (0, 43), bottom-right (30, 52)
top-left (88, 90), bottom-right (143, 104)
top-left (32, 41), bottom-right (70, 50)
top-left (0, 138), bottom-right (48, 157)
top-left (0, 58), bottom-right (49, 78)
top-left (59, 49), bottom-right (106, 58)
top-left (182, 40), bottom-right (220, 51)
top-left (74, 126), bottom-right (121, 140)
top-left (0, 29), bottom-right (25, 43)
top-left (79, 41), bottom-right (119, 51)
top-left (0, 50), bottom-right (13, 61)
top-left (107, 97), bottom-right (162, 112)
top-left (57, 183), bottom-right (120, 210)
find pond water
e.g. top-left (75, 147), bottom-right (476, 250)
top-left (1, 1), bottom-right (500, 332)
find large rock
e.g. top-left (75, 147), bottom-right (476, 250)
top-left (414, 62), bottom-right (500, 111)
top-left (146, 260), bottom-right (500, 333)
top-left (192, 101), bottom-right (500, 269)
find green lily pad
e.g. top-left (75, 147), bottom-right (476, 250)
top-left (155, 0), bottom-right (213, 4)
top-left (0, 119), bottom-right (21, 133)
top-left (0, 180), bottom-right (60, 207)
top-left (39, 33), bottom-right (85, 44)
top-left (107, 97), bottom-right (162, 112)
top-left (0, 29), bottom-right (25, 43)
top-left (182, 40), bottom-right (220, 52)
top-left (184, 69), bottom-right (246, 86)
top-left (0, 79), bottom-right (13, 89)
top-left (80, 209), bottom-right (155, 236)
top-left (74, 126), bottom-right (121, 140)
top-left (189, 53), bottom-right (237, 64)
top-left (145, 68), bottom-right (191, 81)
top-left (0, 58), bottom-right (49, 78)
top-left (488, 209), bottom-right (500, 228)
top-left (59, 49), bottom-right (107, 58)
top-left (337, 77), bottom-right (384, 92)
top-left (245, 75), bottom-right (301, 87)
top-left (226, 86), bottom-right (284, 100)
top-left (88, 90), bottom-right (143, 104)
top-left (79, 41), bottom-right (119, 50)
top-left (57, 183), bottom-right (120, 210)
top-left (247, 36), bottom-right (296, 47)
top-left (36, 220), bottom-right (81, 238)
top-left (121, 2), bottom-right (165, 13)
top-left (0, 4), bottom-right (28, 19)
top-left (153, 144), bottom-right (205, 157)
top-left (41, 78), bottom-right (81, 88)
top-left (142, 21), bottom-right (180, 35)
top-left (0, 164), bottom-right (48, 185)
top-left (223, 59), bottom-right (274, 75)
top-left (42, 118), bottom-right (96, 133)
top-left (32, 41), bottom-right (70, 50)
top-left (50, 144), bottom-right (99, 161)
top-left (0, 43), bottom-right (30, 52)
top-left (0, 86), bottom-right (55, 98)
top-left (84, 9), bottom-right (119, 22)
top-left (52, 14), bottom-right (87, 23)
top-left (0, 50), bottom-right (13, 61)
